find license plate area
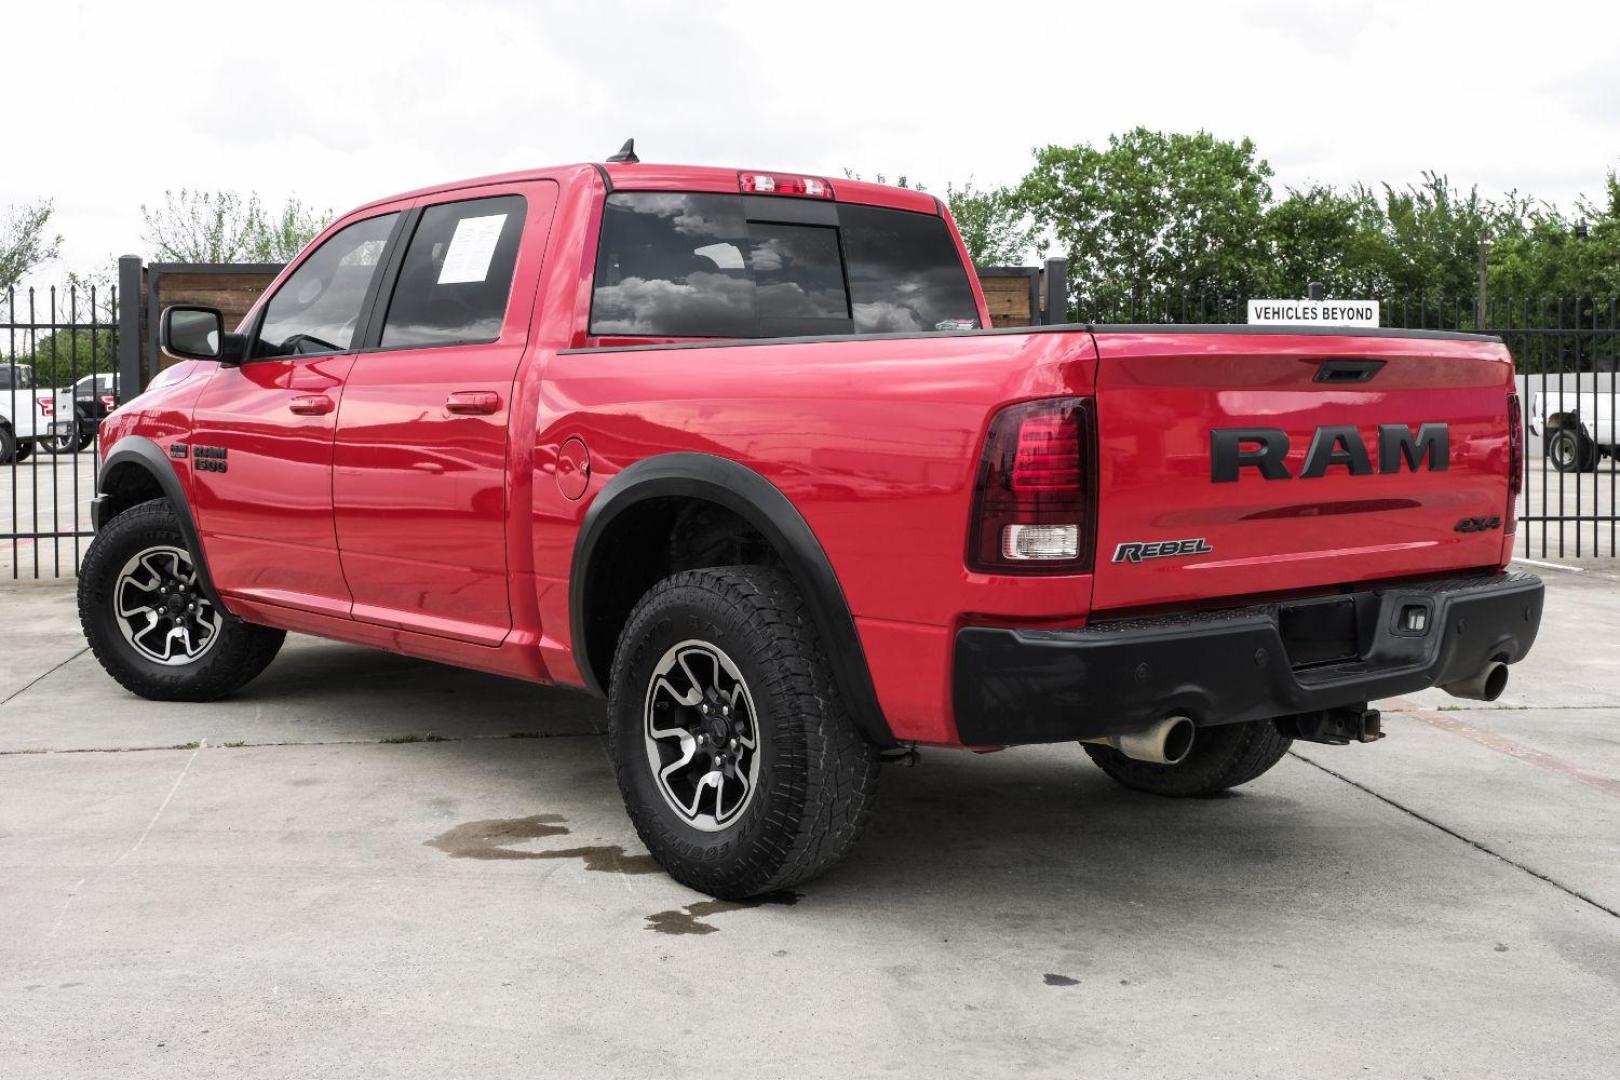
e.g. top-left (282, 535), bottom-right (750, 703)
top-left (1279, 597), bottom-right (1360, 669)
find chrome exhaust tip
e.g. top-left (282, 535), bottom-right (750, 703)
top-left (1441, 661), bottom-right (1509, 702)
top-left (1083, 715), bottom-right (1197, 765)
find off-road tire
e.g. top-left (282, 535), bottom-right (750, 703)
top-left (607, 566), bottom-right (880, 900)
top-left (78, 498), bottom-right (285, 701)
top-left (1084, 719), bottom-right (1292, 797)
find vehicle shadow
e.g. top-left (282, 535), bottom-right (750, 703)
top-left (238, 641), bottom-right (1362, 915)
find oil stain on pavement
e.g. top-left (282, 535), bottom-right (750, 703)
top-left (425, 815), bottom-right (661, 874)
top-left (645, 891), bottom-right (801, 935)
top-left (427, 816), bottom-right (802, 933)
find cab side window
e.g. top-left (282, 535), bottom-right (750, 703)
top-left (255, 213), bottom-right (399, 358)
top-left (380, 195), bottom-right (526, 349)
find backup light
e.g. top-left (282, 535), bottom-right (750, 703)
top-left (738, 172), bottom-right (834, 199)
top-left (969, 397), bottom-right (1096, 573)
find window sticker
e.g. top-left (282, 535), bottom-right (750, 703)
top-left (437, 213), bottom-right (508, 285)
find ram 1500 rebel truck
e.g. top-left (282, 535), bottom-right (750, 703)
top-left (80, 158), bottom-right (1544, 899)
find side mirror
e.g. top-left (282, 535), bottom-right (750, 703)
top-left (159, 306), bottom-right (247, 365)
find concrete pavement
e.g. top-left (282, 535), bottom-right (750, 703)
top-left (2, 567), bottom-right (1618, 1078)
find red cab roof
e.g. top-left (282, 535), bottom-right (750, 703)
top-left (354, 161), bottom-right (939, 217)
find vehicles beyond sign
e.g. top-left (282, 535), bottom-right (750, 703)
top-left (1247, 299), bottom-right (1380, 327)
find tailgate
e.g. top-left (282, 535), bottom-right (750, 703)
top-left (1089, 330), bottom-right (1516, 612)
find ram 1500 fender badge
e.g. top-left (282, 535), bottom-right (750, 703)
top-left (1455, 515), bottom-right (1502, 532)
top-left (192, 445), bottom-right (228, 473)
top-left (1211, 423), bottom-right (1449, 482)
top-left (1113, 538), bottom-right (1214, 563)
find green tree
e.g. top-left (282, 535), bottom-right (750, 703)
top-left (24, 328), bottom-right (116, 388)
top-left (944, 180), bottom-right (1028, 266)
top-left (1377, 172), bottom-right (1528, 307)
top-left (141, 190), bottom-right (331, 262)
top-left (2, 199), bottom-right (62, 303)
top-left (1488, 171), bottom-right (1620, 299)
top-left (1259, 184), bottom-right (1393, 298)
top-left (1017, 128), bottom-right (1273, 308)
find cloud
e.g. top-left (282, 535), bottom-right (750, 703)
top-left (3, 0), bottom-right (1617, 276)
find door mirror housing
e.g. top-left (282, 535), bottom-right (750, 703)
top-left (160, 306), bottom-right (246, 365)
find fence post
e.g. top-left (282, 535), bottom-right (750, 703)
top-left (116, 255), bottom-right (142, 403)
top-left (1042, 259), bottom-right (1068, 325)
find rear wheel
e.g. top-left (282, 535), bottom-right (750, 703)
top-left (1084, 719), bottom-right (1292, 797)
top-left (607, 566), bottom-right (880, 899)
top-left (41, 419), bottom-right (91, 454)
top-left (78, 498), bottom-right (285, 701)
top-left (1547, 427), bottom-right (1596, 473)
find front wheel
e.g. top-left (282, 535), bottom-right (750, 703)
top-left (78, 498), bottom-right (286, 701)
top-left (607, 567), bottom-right (880, 900)
top-left (1084, 719), bottom-right (1292, 797)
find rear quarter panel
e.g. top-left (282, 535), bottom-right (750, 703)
top-left (531, 331), bottom-right (1098, 743)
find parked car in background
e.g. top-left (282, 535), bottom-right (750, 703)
top-left (1, 362), bottom-right (42, 462)
top-left (36, 371), bottom-right (118, 454)
top-left (1528, 384), bottom-right (1616, 472)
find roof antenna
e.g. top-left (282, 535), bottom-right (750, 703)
top-left (606, 138), bottom-right (639, 164)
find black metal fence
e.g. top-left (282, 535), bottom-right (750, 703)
top-left (2, 284), bottom-right (117, 578)
top-left (2, 278), bottom-right (1616, 580)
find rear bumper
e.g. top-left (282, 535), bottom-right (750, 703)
top-left (952, 571), bottom-right (1544, 746)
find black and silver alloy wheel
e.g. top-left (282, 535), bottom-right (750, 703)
top-left (79, 498), bottom-right (285, 701)
top-left (607, 566), bottom-right (880, 899)
top-left (113, 546), bottom-right (221, 665)
top-left (644, 640), bottom-right (760, 831)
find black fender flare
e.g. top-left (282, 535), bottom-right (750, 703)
top-left (94, 435), bottom-right (225, 609)
top-left (569, 452), bottom-right (895, 747)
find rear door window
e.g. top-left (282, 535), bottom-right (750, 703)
top-left (589, 193), bottom-right (978, 339)
top-left (380, 195), bottom-right (527, 348)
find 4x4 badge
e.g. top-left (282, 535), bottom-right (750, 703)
top-left (1455, 515), bottom-right (1502, 532)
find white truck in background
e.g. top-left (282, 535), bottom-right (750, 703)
top-left (1, 362), bottom-right (43, 463)
top-left (1528, 384), bottom-right (1617, 472)
top-left (36, 371), bottom-right (118, 453)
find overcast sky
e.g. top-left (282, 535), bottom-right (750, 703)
top-left (8, 0), bottom-right (1620, 274)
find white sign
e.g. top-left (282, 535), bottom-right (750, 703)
top-left (1247, 299), bottom-right (1380, 327)
top-left (437, 214), bottom-right (508, 285)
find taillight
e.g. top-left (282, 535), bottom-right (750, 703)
top-left (101, 394), bottom-right (117, 410)
top-left (37, 397), bottom-right (53, 417)
top-left (738, 172), bottom-right (833, 199)
top-left (969, 397), bottom-right (1096, 573)
top-left (1507, 392), bottom-right (1523, 531)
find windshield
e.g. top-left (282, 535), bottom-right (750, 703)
top-left (590, 193), bottom-right (980, 338)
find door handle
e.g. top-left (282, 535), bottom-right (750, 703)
top-left (446, 390), bottom-right (501, 415)
top-left (288, 394), bottom-right (334, 416)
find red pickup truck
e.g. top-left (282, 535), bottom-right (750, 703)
top-left (81, 156), bottom-right (1544, 899)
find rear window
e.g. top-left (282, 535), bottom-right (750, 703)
top-left (590, 192), bottom-right (978, 339)
top-left (1, 365), bottom-right (34, 390)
